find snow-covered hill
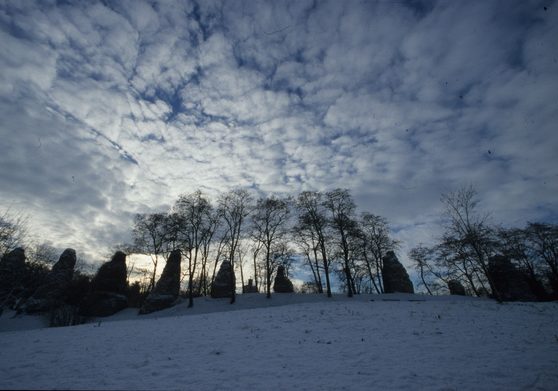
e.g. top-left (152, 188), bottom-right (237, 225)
top-left (1, 294), bottom-right (557, 390)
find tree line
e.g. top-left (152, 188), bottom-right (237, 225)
top-left (129, 188), bottom-right (400, 306)
top-left (2, 186), bottom-right (557, 312)
top-left (409, 186), bottom-right (558, 300)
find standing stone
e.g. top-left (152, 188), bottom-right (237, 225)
top-left (273, 266), bottom-right (294, 293)
top-left (488, 255), bottom-right (536, 301)
top-left (243, 278), bottom-right (258, 293)
top-left (80, 251), bottom-right (128, 317)
top-left (140, 250), bottom-right (181, 314)
top-left (91, 251), bottom-right (127, 293)
top-left (0, 247), bottom-right (26, 292)
top-left (0, 248), bottom-right (26, 307)
top-left (382, 251), bottom-right (414, 294)
top-left (23, 248), bottom-right (76, 313)
top-left (211, 260), bottom-right (235, 298)
top-left (448, 279), bottom-right (466, 296)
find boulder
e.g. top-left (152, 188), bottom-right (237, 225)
top-left (488, 255), bottom-right (536, 301)
top-left (381, 251), bottom-right (414, 294)
top-left (80, 251), bottom-right (129, 317)
top-left (140, 250), bottom-right (181, 314)
top-left (448, 280), bottom-right (466, 296)
top-left (273, 265), bottom-right (294, 293)
top-left (24, 248), bottom-right (76, 313)
top-left (211, 260), bottom-right (235, 298)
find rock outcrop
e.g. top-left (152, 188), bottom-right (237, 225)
top-left (488, 255), bottom-right (536, 301)
top-left (140, 250), bottom-right (181, 314)
top-left (381, 251), bottom-right (414, 294)
top-left (448, 280), bottom-right (466, 296)
top-left (23, 248), bottom-right (76, 313)
top-left (273, 266), bottom-right (294, 293)
top-left (211, 260), bottom-right (235, 298)
top-left (80, 251), bottom-right (128, 317)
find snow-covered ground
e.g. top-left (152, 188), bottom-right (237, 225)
top-left (1, 294), bottom-right (557, 390)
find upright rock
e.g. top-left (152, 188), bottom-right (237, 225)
top-left (0, 248), bottom-right (26, 292)
top-left (140, 250), bottom-right (181, 314)
top-left (448, 279), bottom-right (466, 296)
top-left (488, 255), bottom-right (536, 301)
top-left (0, 248), bottom-right (26, 306)
top-left (382, 251), bottom-right (414, 294)
top-left (243, 278), bottom-right (258, 293)
top-left (211, 260), bottom-right (235, 298)
top-left (273, 266), bottom-right (294, 293)
top-left (91, 251), bottom-right (127, 293)
top-left (80, 251), bottom-right (128, 317)
top-left (23, 248), bottom-right (76, 313)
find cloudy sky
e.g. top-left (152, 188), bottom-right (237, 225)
top-left (1, 0), bottom-right (557, 267)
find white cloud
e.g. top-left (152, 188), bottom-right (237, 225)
top-left (0, 0), bottom-right (557, 268)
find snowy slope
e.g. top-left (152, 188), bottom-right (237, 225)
top-left (1, 294), bottom-right (557, 390)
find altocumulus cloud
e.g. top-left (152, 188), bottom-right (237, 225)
top-left (0, 0), bottom-right (557, 265)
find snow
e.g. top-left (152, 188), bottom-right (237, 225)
top-left (1, 294), bottom-right (557, 390)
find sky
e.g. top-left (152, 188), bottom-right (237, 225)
top-left (1, 0), bottom-right (557, 270)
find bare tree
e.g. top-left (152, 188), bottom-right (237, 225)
top-left (0, 208), bottom-right (28, 257)
top-left (496, 226), bottom-right (549, 299)
top-left (210, 224), bottom-right (229, 287)
top-left (196, 207), bottom-right (223, 296)
top-left (251, 196), bottom-right (291, 298)
top-left (323, 189), bottom-right (359, 297)
top-left (438, 186), bottom-right (499, 297)
top-left (296, 191), bottom-right (333, 297)
top-left (173, 190), bottom-right (215, 307)
top-left (26, 243), bottom-right (58, 267)
top-left (525, 223), bottom-right (558, 291)
top-left (497, 223), bottom-right (558, 298)
top-left (293, 223), bottom-right (323, 293)
top-left (270, 240), bottom-right (296, 278)
top-left (236, 240), bottom-right (249, 291)
top-left (409, 245), bottom-right (434, 295)
top-left (249, 239), bottom-right (264, 292)
top-left (132, 213), bottom-right (172, 291)
top-left (218, 189), bottom-right (253, 304)
top-left (359, 213), bottom-right (399, 293)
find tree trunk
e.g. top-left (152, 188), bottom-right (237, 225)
top-left (340, 231), bottom-right (353, 298)
top-left (374, 257), bottom-right (384, 293)
top-left (319, 240), bottom-right (332, 297)
top-left (265, 247), bottom-right (271, 299)
top-left (312, 246), bottom-right (323, 293)
top-left (419, 265), bottom-right (433, 295)
top-left (230, 259), bottom-right (236, 304)
top-left (344, 263), bottom-right (353, 297)
top-left (211, 258), bottom-right (219, 285)
top-left (364, 255), bottom-right (381, 294)
top-left (150, 254), bottom-right (159, 291)
top-left (253, 253), bottom-right (259, 291)
top-left (306, 253), bottom-right (322, 293)
top-left (188, 247), bottom-right (199, 308)
top-left (239, 259), bottom-right (245, 294)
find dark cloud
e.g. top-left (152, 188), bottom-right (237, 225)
top-left (0, 0), bottom-right (557, 265)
